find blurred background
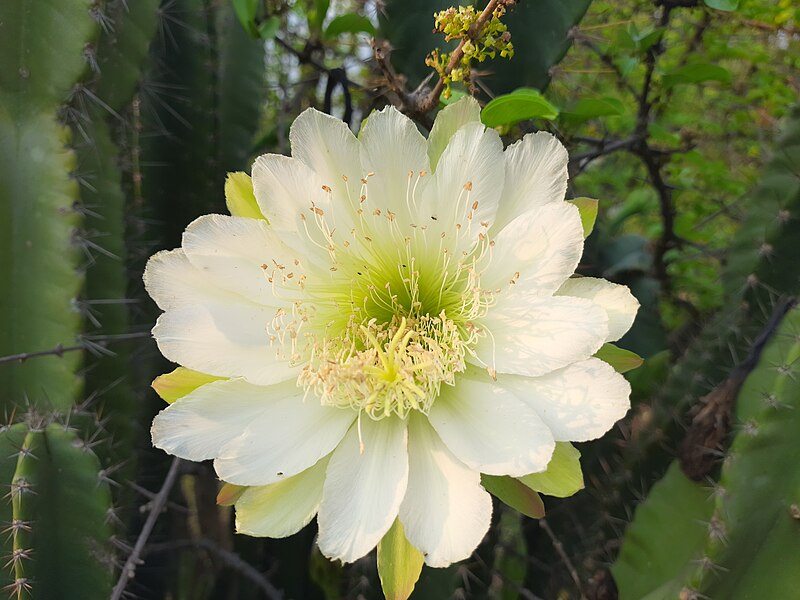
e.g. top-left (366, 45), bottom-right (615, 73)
top-left (0, 0), bottom-right (798, 598)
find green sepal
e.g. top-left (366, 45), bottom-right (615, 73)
top-left (217, 482), bottom-right (247, 506)
top-left (225, 172), bottom-right (265, 220)
top-left (593, 343), bottom-right (644, 373)
top-left (517, 442), bottom-right (584, 498)
top-left (377, 518), bottom-right (425, 600)
top-left (567, 197), bottom-right (598, 238)
top-left (481, 474), bottom-right (545, 518)
top-left (152, 367), bottom-right (225, 404)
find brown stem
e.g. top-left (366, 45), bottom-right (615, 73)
top-left (415, 0), bottom-right (508, 113)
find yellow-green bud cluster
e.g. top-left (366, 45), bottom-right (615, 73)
top-left (425, 4), bottom-right (515, 99)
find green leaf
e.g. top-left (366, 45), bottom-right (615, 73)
top-left (593, 343), bottom-right (644, 374)
top-left (481, 88), bottom-right (559, 128)
top-left (225, 172), bottom-right (265, 220)
top-left (232, 0), bottom-right (259, 37)
top-left (309, 0), bottom-right (331, 34)
top-left (152, 367), bottom-right (225, 404)
top-left (625, 24), bottom-right (665, 52)
top-left (481, 475), bottom-right (545, 518)
top-left (560, 97), bottom-right (625, 125)
top-left (377, 519), bottom-right (424, 600)
top-left (704, 0), bottom-right (739, 11)
top-left (517, 442), bottom-right (584, 498)
top-left (257, 16), bottom-right (281, 40)
top-left (662, 63), bottom-right (732, 88)
top-left (323, 13), bottom-right (375, 40)
top-left (567, 197), bottom-right (598, 237)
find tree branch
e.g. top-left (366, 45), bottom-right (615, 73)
top-left (145, 538), bottom-right (284, 600)
top-left (111, 457), bottom-right (182, 600)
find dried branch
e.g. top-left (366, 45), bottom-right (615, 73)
top-left (145, 538), bottom-right (284, 600)
top-left (110, 457), bottom-right (182, 600)
top-left (539, 518), bottom-right (587, 600)
top-left (572, 31), bottom-right (639, 98)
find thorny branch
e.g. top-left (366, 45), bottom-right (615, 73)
top-left (0, 332), bottom-right (152, 366)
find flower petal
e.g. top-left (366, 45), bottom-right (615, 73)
top-left (151, 378), bottom-right (285, 461)
top-left (182, 214), bottom-right (305, 304)
top-left (473, 295), bottom-right (609, 378)
top-left (399, 414), bottom-right (492, 567)
top-left (503, 358), bottom-right (631, 441)
top-left (428, 375), bottom-right (555, 476)
top-left (251, 153), bottom-right (333, 237)
top-left (486, 201), bottom-right (585, 296)
top-left (291, 108), bottom-right (360, 179)
top-left (290, 108), bottom-right (363, 213)
top-left (152, 302), bottom-right (295, 385)
top-left (317, 417), bottom-right (409, 563)
top-left (420, 122), bottom-right (504, 245)
top-left (556, 277), bottom-right (639, 342)
top-left (144, 249), bottom-right (235, 311)
top-left (235, 455), bottom-right (330, 538)
top-left (494, 131), bottom-right (569, 232)
top-left (214, 392), bottom-right (355, 486)
top-left (427, 96), bottom-right (481, 172)
top-left (359, 106), bottom-right (429, 216)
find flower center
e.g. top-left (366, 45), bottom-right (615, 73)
top-left (298, 314), bottom-right (471, 419)
top-left (272, 170), bottom-right (500, 420)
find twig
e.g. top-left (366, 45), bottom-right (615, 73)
top-left (573, 31), bottom-right (639, 98)
top-left (274, 35), bottom-right (365, 92)
top-left (145, 538), bottom-right (284, 600)
top-left (110, 457), bottom-right (182, 600)
top-left (539, 518), bottom-right (587, 600)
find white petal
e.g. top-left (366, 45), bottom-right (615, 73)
top-left (419, 122), bottom-right (504, 245)
top-left (556, 277), bottom-right (639, 342)
top-left (144, 249), bottom-right (235, 311)
top-left (289, 108), bottom-right (363, 213)
top-left (182, 214), bottom-right (304, 305)
top-left (473, 295), bottom-right (609, 378)
top-left (214, 392), bottom-right (355, 486)
top-left (428, 375), bottom-right (555, 476)
top-left (486, 202), bottom-right (584, 296)
top-left (427, 96), bottom-right (482, 172)
top-left (502, 358), bottom-right (631, 441)
top-left (251, 153), bottom-right (333, 237)
top-left (235, 455), bottom-right (330, 538)
top-left (291, 108), bottom-right (360, 179)
top-left (399, 414), bottom-right (492, 567)
top-left (494, 131), bottom-right (569, 232)
top-left (317, 417), bottom-right (409, 563)
top-left (151, 378), bottom-right (287, 461)
top-left (152, 302), bottom-right (296, 385)
top-left (359, 105), bottom-right (429, 216)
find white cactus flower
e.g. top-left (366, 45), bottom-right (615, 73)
top-left (145, 97), bottom-right (638, 568)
